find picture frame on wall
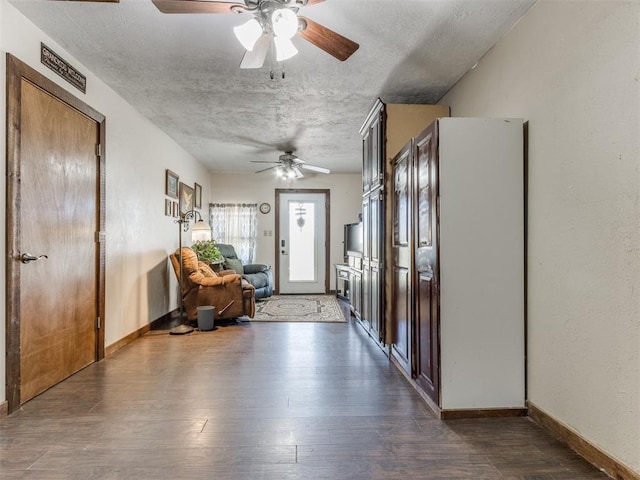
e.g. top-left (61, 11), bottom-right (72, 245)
top-left (172, 201), bottom-right (178, 218)
top-left (179, 182), bottom-right (194, 215)
top-left (165, 169), bottom-right (179, 199)
top-left (194, 182), bottom-right (202, 209)
top-left (165, 199), bottom-right (172, 216)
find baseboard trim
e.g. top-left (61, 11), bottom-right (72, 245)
top-left (528, 401), bottom-right (639, 480)
top-left (389, 352), bottom-right (527, 420)
top-left (105, 324), bottom-right (150, 357)
top-left (441, 407), bottom-right (528, 420)
top-left (104, 310), bottom-right (177, 357)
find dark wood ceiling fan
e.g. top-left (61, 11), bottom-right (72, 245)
top-left (151, 0), bottom-right (359, 68)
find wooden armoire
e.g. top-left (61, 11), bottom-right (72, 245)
top-left (359, 99), bottom-right (449, 348)
top-left (390, 117), bottom-right (525, 417)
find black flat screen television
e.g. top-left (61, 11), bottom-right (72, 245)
top-left (344, 222), bottom-right (363, 259)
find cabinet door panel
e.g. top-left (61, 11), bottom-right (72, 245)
top-left (390, 144), bottom-right (412, 373)
top-left (361, 264), bottom-right (371, 331)
top-left (371, 118), bottom-right (382, 188)
top-left (351, 272), bottom-right (362, 319)
top-left (362, 129), bottom-right (372, 193)
top-left (391, 266), bottom-right (411, 375)
top-left (414, 123), bottom-right (440, 403)
top-left (415, 272), bottom-right (438, 401)
top-left (362, 197), bottom-right (370, 259)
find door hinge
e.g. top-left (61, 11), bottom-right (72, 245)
top-left (96, 144), bottom-right (102, 157)
top-left (95, 231), bottom-right (106, 243)
top-left (96, 316), bottom-right (101, 329)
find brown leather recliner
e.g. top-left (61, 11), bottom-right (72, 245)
top-left (170, 247), bottom-right (255, 321)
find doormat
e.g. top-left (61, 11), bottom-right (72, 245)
top-left (250, 295), bottom-right (346, 323)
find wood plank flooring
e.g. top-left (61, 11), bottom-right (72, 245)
top-left (0, 311), bottom-right (608, 479)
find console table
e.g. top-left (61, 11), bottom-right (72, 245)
top-left (334, 264), bottom-right (350, 301)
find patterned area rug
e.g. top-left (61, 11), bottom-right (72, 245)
top-left (251, 295), bottom-right (346, 323)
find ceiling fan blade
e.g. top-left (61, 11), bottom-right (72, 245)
top-left (305, 0), bottom-right (326, 5)
top-left (298, 16), bottom-right (359, 61)
top-left (250, 160), bottom-right (281, 164)
top-left (152, 0), bottom-right (245, 14)
top-left (240, 35), bottom-right (271, 69)
top-left (292, 166), bottom-right (304, 178)
top-left (301, 164), bottom-right (331, 174)
top-left (255, 166), bottom-right (280, 174)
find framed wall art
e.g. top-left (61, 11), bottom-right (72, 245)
top-left (194, 182), bottom-right (202, 209)
top-left (179, 182), bottom-right (194, 215)
top-left (165, 199), bottom-right (172, 216)
top-left (165, 169), bottom-right (179, 198)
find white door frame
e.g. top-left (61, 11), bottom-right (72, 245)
top-left (275, 189), bottom-right (330, 294)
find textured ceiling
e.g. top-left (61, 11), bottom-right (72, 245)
top-left (9, 0), bottom-right (535, 174)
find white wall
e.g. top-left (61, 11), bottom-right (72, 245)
top-left (0, 1), bottom-right (211, 404)
top-left (441, 0), bottom-right (639, 473)
top-left (208, 172), bottom-right (362, 288)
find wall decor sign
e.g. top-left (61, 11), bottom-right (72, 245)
top-left (194, 183), bottom-right (202, 209)
top-left (40, 43), bottom-right (86, 93)
top-left (179, 182), bottom-right (194, 215)
top-left (165, 169), bottom-right (179, 198)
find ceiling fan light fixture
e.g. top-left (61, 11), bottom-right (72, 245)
top-left (233, 18), bottom-right (263, 51)
top-left (271, 8), bottom-right (299, 39)
top-left (274, 36), bottom-right (298, 61)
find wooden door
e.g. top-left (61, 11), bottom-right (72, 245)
top-left (6, 55), bottom-right (106, 410)
top-left (413, 123), bottom-right (440, 402)
top-left (390, 143), bottom-right (412, 375)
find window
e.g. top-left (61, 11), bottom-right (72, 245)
top-left (209, 203), bottom-right (258, 263)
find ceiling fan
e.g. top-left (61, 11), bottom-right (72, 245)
top-left (151, 0), bottom-right (359, 69)
top-left (252, 151), bottom-right (330, 178)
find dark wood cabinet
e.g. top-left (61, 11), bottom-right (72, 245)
top-left (390, 143), bottom-right (412, 374)
top-left (390, 118), bottom-right (525, 415)
top-left (413, 124), bottom-right (440, 401)
top-left (349, 268), bottom-right (362, 320)
top-left (334, 264), bottom-right (350, 301)
top-left (335, 256), bottom-right (363, 319)
top-left (359, 99), bottom-right (449, 350)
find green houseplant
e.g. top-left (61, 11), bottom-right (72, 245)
top-left (191, 240), bottom-right (223, 263)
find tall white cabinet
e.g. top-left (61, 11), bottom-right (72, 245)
top-left (390, 117), bottom-right (525, 416)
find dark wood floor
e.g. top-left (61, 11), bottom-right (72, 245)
top-left (0, 310), bottom-right (608, 479)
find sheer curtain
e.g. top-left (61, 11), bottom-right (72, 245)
top-left (209, 203), bottom-right (258, 263)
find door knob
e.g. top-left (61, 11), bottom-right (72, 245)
top-left (21, 253), bottom-right (48, 264)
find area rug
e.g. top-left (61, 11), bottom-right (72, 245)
top-left (250, 295), bottom-right (346, 323)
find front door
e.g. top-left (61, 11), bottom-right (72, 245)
top-left (277, 191), bottom-right (328, 294)
top-left (6, 55), bottom-right (105, 410)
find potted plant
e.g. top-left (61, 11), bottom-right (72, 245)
top-left (191, 240), bottom-right (223, 264)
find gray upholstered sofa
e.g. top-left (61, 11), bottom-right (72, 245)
top-left (216, 243), bottom-right (274, 300)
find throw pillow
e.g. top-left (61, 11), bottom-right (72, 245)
top-left (224, 258), bottom-right (244, 275)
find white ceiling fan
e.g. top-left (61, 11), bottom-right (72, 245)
top-left (252, 151), bottom-right (330, 178)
